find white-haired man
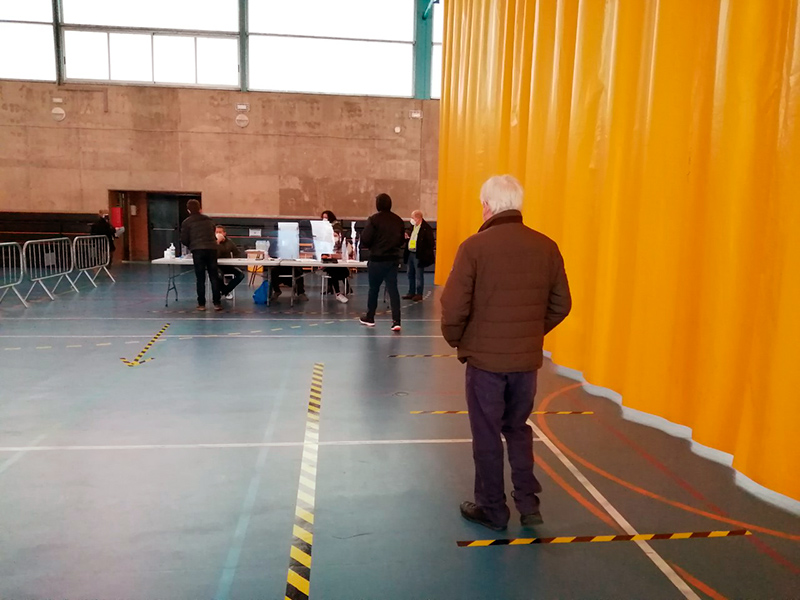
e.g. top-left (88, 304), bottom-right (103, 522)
top-left (441, 174), bottom-right (571, 531)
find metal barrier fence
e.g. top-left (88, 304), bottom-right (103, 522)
top-left (73, 235), bottom-right (116, 287)
top-left (0, 241), bottom-right (27, 308)
top-left (22, 237), bottom-right (79, 301)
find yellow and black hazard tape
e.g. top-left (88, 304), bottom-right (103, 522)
top-left (411, 410), bottom-right (593, 415)
top-left (390, 354), bottom-right (456, 358)
top-left (457, 529), bottom-right (751, 547)
top-left (285, 363), bottom-right (324, 600)
top-left (120, 323), bottom-right (170, 367)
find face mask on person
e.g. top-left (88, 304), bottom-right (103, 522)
top-left (410, 218), bottom-right (416, 226)
top-left (215, 233), bottom-right (225, 242)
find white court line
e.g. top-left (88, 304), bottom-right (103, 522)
top-left (0, 438), bottom-right (543, 452)
top-left (0, 335), bottom-right (444, 339)
top-left (0, 434), bottom-right (48, 476)
top-left (3, 317), bottom-right (442, 322)
top-left (529, 420), bottom-right (700, 600)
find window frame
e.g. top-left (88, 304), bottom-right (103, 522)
top-left (60, 24), bottom-right (240, 90)
top-left (1, 0), bottom-right (441, 99)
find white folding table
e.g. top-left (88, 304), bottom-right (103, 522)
top-left (151, 257), bottom-right (367, 307)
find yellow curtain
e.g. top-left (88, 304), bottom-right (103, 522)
top-left (436, 0), bottom-right (800, 501)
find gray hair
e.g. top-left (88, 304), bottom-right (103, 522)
top-left (480, 175), bottom-right (524, 215)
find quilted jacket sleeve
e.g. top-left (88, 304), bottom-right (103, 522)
top-left (440, 242), bottom-right (476, 347)
top-left (544, 248), bottom-right (571, 334)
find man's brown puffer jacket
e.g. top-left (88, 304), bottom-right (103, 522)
top-left (440, 210), bottom-right (571, 373)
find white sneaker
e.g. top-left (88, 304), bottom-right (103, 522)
top-left (336, 293), bottom-right (349, 304)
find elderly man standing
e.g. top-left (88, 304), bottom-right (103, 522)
top-left (441, 175), bottom-right (571, 531)
top-left (403, 210), bottom-right (435, 302)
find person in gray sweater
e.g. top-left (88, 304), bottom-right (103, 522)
top-left (180, 199), bottom-right (221, 311)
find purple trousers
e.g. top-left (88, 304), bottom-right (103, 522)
top-left (465, 364), bottom-right (542, 527)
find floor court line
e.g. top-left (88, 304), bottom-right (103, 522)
top-left (0, 434), bottom-right (48, 477)
top-left (0, 439), bottom-right (543, 452)
top-left (214, 358), bottom-right (292, 600)
top-left (3, 317), bottom-right (443, 322)
top-left (0, 335), bottom-right (446, 339)
top-left (530, 419), bottom-right (700, 600)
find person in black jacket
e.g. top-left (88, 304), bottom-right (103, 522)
top-left (90, 210), bottom-right (116, 260)
top-left (180, 199), bottom-right (222, 311)
top-left (359, 193), bottom-right (406, 331)
top-left (403, 210), bottom-right (435, 302)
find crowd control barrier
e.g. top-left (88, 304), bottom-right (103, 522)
top-left (0, 241), bottom-right (27, 307)
top-left (22, 237), bottom-right (79, 301)
top-left (73, 235), bottom-right (116, 287)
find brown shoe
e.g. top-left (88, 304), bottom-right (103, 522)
top-left (213, 304), bottom-right (223, 312)
top-left (459, 501), bottom-right (507, 531)
top-left (412, 295), bottom-right (423, 301)
top-left (402, 294), bottom-right (414, 300)
top-left (196, 305), bottom-right (206, 311)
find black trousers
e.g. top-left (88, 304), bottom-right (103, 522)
top-left (325, 267), bottom-right (350, 294)
top-left (219, 265), bottom-right (245, 296)
top-left (466, 365), bottom-right (541, 527)
top-left (192, 249), bottom-right (221, 306)
top-left (366, 261), bottom-right (400, 323)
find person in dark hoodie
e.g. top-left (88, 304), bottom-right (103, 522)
top-left (90, 210), bottom-right (116, 260)
top-left (180, 199), bottom-right (222, 311)
top-left (359, 193), bottom-right (406, 331)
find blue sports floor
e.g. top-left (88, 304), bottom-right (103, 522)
top-left (0, 265), bottom-right (798, 599)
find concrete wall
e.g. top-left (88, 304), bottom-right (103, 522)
top-left (0, 81), bottom-right (439, 220)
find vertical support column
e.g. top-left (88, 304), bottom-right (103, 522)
top-left (414, 0), bottom-right (436, 99)
top-left (239, 0), bottom-right (249, 92)
top-left (52, 0), bottom-right (64, 84)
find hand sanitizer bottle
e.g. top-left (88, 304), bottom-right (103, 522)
top-left (168, 243), bottom-right (176, 258)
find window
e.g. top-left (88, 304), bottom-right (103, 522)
top-left (110, 34), bottom-right (153, 83)
top-left (153, 36), bottom-right (195, 84)
top-left (0, 23), bottom-right (56, 81)
top-left (431, 0), bottom-right (444, 99)
top-left (249, 0), bottom-right (414, 42)
top-left (250, 36), bottom-right (412, 97)
top-left (0, 1), bottom-right (55, 81)
top-left (62, 0), bottom-right (237, 32)
top-left (64, 30), bottom-right (109, 80)
top-left (196, 37), bottom-right (239, 87)
top-left (249, 0), bottom-right (415, 97)
top-left (64, 30), bottom-right (238, 87)
top-left (431, 44), bottom-right (442, 100)
top-left (0, 0), bottom-right (53, 23)
top-left (0, 0), bottom-right (434, 97)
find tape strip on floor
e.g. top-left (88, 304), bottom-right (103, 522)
top-left (120, 323), bottom-right (170, 366)
top-left (285, 363), bottom-right (324, 600)
top-left (411, 411), bottom-right (593, 415)
top-left (529, 419), bottom-right (701, 600)
top-left (458, 529), bottom-right (752, 547)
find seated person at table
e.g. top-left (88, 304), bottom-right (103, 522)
top-left (215, 226), bottom-right (244, 298)
top-left (271, 267), bottom-right (307, 300)
top-left (321, 210), bottom-right (350, 304)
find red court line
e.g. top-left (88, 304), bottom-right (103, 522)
top-left (669, 563), bottom-right (729, 600)
top-left (572, 395), bottom-right (800, 575)
top-left (537, 456), bottom-right (624, 534)
top-left (536, 390), bottom-right (800, 542)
